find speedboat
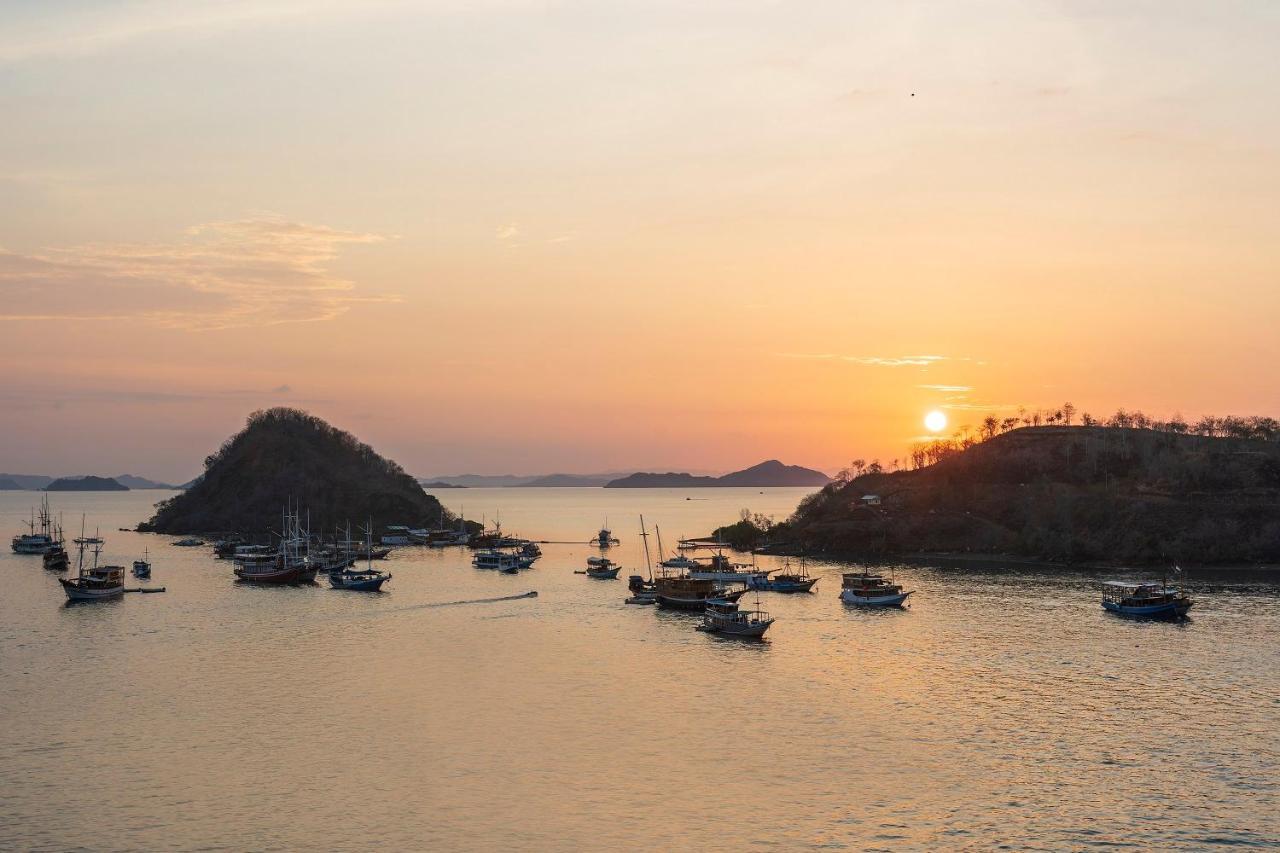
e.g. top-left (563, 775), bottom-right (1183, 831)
top-left (839, 570), bottom-right (912, 607)
top-left (697, 598), bottom-right (774, 638)
top-left (1101, 581), bottom-right (1192, 619)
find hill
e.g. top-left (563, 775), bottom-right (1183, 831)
top-left (518, 473), bottom-right (618, 487)
top-left (115, 474), bottom-right (180, 490)
top-left (730, 426), bottom-right (1280, 565)
top-left (606, 460), bottom-right (830, 488)
top-left (0, 478), bottom-right (23, 490)
top-left (46, 476), bottom-right (129, 491)
top-left (140, 408), bottom-right (448, 536)
top-left (0, 473), bottom-right (53, 490)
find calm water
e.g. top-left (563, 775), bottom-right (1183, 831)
top-left (2, 488), bottom-right (1278, 851)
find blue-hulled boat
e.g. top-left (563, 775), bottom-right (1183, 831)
top-left (329, 522), bottom-right (392, 591)
top-left (839, 569), bottom-right (912, 607)
top-left (1101, 581), bottom-right (1191, 619)
top-left (749, 558), bottom-right (817, 593)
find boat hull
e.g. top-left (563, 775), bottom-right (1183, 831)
top-left (700, 619), bottom-right (774, 638)
top-left (840, 589), bottom-right (912, 607)
top-left (1102, 599), bottom-right (1192, 619)
top-left (59, 579), bottom-right (124, 601)
top-left (656, 588), bottom-right (748, 611)
top-left (328, 574), bottom-right (389, 591)
top-left (750, 577), bottom-right (817, 593)
top-left (234, 564), bottom-right (309, 583)
top-left (586, 568), bottom-right (620, 579)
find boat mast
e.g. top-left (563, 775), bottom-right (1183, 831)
top-left (639, 515), bottom-right (652, 582)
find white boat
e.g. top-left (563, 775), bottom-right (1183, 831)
top-left (686, 553), bottom-right (770, 585)
top-left (380, 525), bottom-right (412, 545)
top-left (60, 528), bottom-right (125, 601)
top-left (11, 496), bottom-right (59, 554)
top-left (173, 537), bottom-right (204, 547)
top-left (659, 555), bottom-right (698, 569)
top-left (839, 570), bottom-right (912, 607)
top-left (473, 549), bottom-right (521, 571)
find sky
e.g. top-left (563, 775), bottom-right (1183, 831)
top-left (1, 1), bottom-right (1278, 481)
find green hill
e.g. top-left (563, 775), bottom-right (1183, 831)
top-left (727, 426), bottom-right (1280, 565)
top-left (140, 408), bottom-right (448, 536)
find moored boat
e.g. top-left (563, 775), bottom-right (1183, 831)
top-left (173, 537), bottom-right (205, 547)
top-left (1101, 580), bottom-right (1192, 619)
top-left (473, 548), bottom-right (521, 571)
top-left (839, 569), bottom-right (912, 607)
top-left (654, 574), bottom-right (748, 611)
top-left (585, 557), bottom-right (621, 579)
top-left (12, 496), bottom-right (59, 554)
top-left (329, 523), bottom-right (392, 591)
top-left (749, 558), bottom-right (817, 593)
top-left (697, 598), bottom-right (774, 638)
top-left (60, 529), bottom-right (125, 602)
top-left (43, 520), bottom-right (70, 571)
top-left (233, 505), bottom-right (311, 583)
top-left (132, 548), bottom-right (151, 579)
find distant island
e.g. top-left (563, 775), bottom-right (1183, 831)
top-left (114, 474), bottom-right (180, 490)
top-left (714, 422), bottom-right (1280, 566)
top-left (420, 480), bottom-right (467, 489)
top-left (0, 477), bottom-right (23, 491)
top-left (141, 408), bottom-right (450, 536)
top-left (419, 472), bottom-right (631, 488)
top-left (606, 460), bottom-right (830, 488)
top-left (46, 475), bottom-right (129, 492)
top-left (0, 473), bottom-right (179, 490)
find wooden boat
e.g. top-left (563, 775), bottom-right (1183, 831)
top-left (585, 558), bottom-right (621, 579)
top-left (132, 548), bottom-right (151, 579)
top-left (749, 558), bottom-right (817, 593)
top-left (697, 598), bottom-right (774, 638)
top-left (43, 520), bottom-right (69, 571)
top-left (1101, 580), bottom-right (1192, 619)
top-left (654, 575), bottom-right (748, 611)
top-left (839, 570), bottom-right (912, 607)
top-left (473, 549), bottom-right (521, 571)
top-left (233, 505), bottom-right (311, 583)
top-left (60, 530), bottom-right (125, 601)
top-left (329, 523), bottom-right (392, 591)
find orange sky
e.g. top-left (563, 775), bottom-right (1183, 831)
top-left (2, 2), bottom-right (1278, 480)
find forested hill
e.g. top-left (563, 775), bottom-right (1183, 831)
top-left (140, 408), bottom-right (447, 536)
top-left (740, 426), bottom-right (1280, 565)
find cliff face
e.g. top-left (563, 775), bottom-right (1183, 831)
top-left (140, 408), bottom-right (447, 535)
top-left (774, 426), bottom-right (1280, 565)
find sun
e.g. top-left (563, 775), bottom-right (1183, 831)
top-left (924, 410), bottom-right (948, 433)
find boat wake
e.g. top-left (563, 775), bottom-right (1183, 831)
top-left (388, 591), bottom-right (539, 612)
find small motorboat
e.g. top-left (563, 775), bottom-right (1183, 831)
top-left (839, 570), bottom-right (912, 607)
top-left (585, 558), bottom-right (621, 579)
top-left (173, 537), bottom-right (205, 547)
top-left (132, 549), bottom-right (152, 579)
top-left (1101, 580), bottom-right (1192, 619)
top-left (696, 598), bottom-right (774, 638)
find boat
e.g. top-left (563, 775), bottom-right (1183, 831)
top-left (687, 552), bottom-right (770, 585)
top-left (233, 505), bottom-right (312, 583)
top-left (59, 527), bottom-right (125, 601)
top-left (329, 523), bottom-right (392, 591)
top-left (697, 597), bottom-right (774, 638)
top-left (839, 569), bottom-right (912, 607)
top-left (42, 520), bottom-right (70, 571)
top-left (380, 525), bottom-right (412, 545)
top-left (173, 537), bottom-right (205, 547)
top-left (473, 548), bottom-right (521, 571)
top-left (594, 522), bottom-right (619, 548)
top-left (626, 574), bottom-right (657, 604)
top-left (12, 496), bottom-right (59, 554)
top-left (749, 558), bottom-right (818, 593)
top-left (213, 536), bottom-right (246, 558)
top-left (132, 548), bottom-right (151, 579)
top-left (584, 558), bottom-right (621, 579)
top-left (1101, 579), bottom-right (1192, 619)
top-left (659, 555), bottom-right (698, 569)
top-left (654, 575), bottom-right (748, 611)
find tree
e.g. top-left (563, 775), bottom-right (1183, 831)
top-left (1062, 402), bottom-right (1076, 425)
top-left (981, 415), bottom-right (999, 440)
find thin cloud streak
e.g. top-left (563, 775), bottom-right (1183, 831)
top-left (0, 215), bottom-right (396, 330)
top-left (779, 353), bottom-right (955, 367)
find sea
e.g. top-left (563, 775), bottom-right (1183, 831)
top-left (2, 487), bottom-right (1278, 851)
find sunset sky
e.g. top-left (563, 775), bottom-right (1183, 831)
top-left (2, 1), bottom-right (1278, 481)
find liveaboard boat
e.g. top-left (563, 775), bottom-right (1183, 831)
top-left (12, 496), bottom-right (59, 554)
top-left (59, 530), bottom-right (126, 601)
top-left (233, 506), bottom-right (311, 583)
top-left (43, 521), bottom-right (70, 571)
top-left (748, 558), bottom-right (818, 593)
top-left (473, 549), bottom-right (521, 572)
top-left (653, 575), bottom-right (748, 611)
top-left (839, 569), bottom-right (912, 607)
top-left (1101, 580), bottom-right (1192, 619)
top-left (696, 598), bottom-right (774, 638)
top-left (380, 525), bottom-right (413, 545)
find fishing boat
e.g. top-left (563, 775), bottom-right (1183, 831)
top-left (654, 575), bottom-right (748, 611)
top-left (594, 522), bottom-right (619, 548)
top-left (584, 558), bottom-right (621, 579)
top-left (59, 529), bottom-right (125, 601)
top-left (749, 558), bottom-right (818, 593)
top-left (839, 569), bottom-right (912, 607)
top-left (132, 548), bottom-right (151, 579)
top-left (473, 548), bottom-right (521, 571)
top-left (1101, 580), bottom-right (1192, 619)
top-left (12, 496), bottom-right (59, 554)
top-left (329, 523), bottom-right (392, 591)
top-left (696, 597), bottom-right (774, 638)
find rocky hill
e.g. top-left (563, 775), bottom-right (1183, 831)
top-left (606, 460), bottom-right (829, 488)
top-left (47, 476), bottom-right (129, 491)
top-left (140, 408), bottom-right (448, 536)
top-left (728, 427), bottom-right (1280, 565)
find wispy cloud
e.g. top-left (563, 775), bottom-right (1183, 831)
top-left (779, 353), bottom-right (954, 367)
top-left (0, 215), bottom-right (395, 330)
top-left (917, 384), bottom-right (972, 392)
